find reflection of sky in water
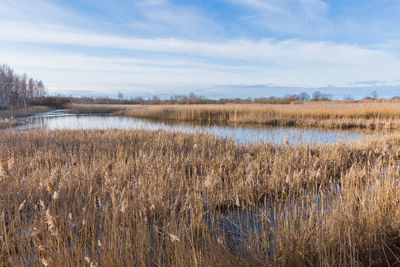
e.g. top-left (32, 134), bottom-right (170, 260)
top-left (16, 110), bottom-right (368, 145)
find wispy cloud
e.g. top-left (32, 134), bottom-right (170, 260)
top-left (129, 2), bottom-right (222, 39)
top-left (1, 21), bottom-right (397, 66)
top-left (223, 0), bottom-right (330, 36)
top-left (349, 80), bottom-right (387, 86)
top-left (226, 0), bottom-right (282, 12)
top-left (135, 0), bottom-right (167, 7)
top-left (2, 21), bottom-right (400, 93)
top-left (0, 0), bottom-right (90, 27)
top-left (1, 0), bottom-right (400, 97)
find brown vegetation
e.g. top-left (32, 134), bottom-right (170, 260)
top-left (0, 106), bottom-right (53, 129)
top-left (0, 106), bottom-right (53, 119)
top-left (0, 119), bottom-right (22, 129)
top-left (123, 101), bottom-right (400, 130)
top-left (0, 130), bottom-right (399, 266)
top-left (66, 103), bottom-right (133, 114)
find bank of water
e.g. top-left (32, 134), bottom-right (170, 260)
top-left (15, 110), bottom-right (369, 145)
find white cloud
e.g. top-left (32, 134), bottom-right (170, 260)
top-left (227, 0), bottom-right (281, 12)
top-left (2, 21), bottom-right (400, 94)
top-left (0, 21), bottom-right (397, 66)
top-left (134, 0), bottom-right (167, 7)
top-left (225, 0), bottom-right (330, 36)
top-left (0, 0), bottom-right (220, 39)
top-left (0, 0), bottom-right (90, 27)
top-left (2, 0), bottom-right (400, 97)
top-left (127, 0), bottom-right (222, 38)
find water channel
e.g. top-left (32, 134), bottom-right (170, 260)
top-left (15, 109), bottom-right (371, 145)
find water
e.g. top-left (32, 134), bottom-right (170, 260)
top-left (15, 109), bottom-right (368, 145)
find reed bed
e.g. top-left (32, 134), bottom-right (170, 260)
top-left (66, 103), bottom-right (132, 114)
top-left (0, 129), bottom-right (399, 266)
top-left (0, 119), bottom-right (22, 129)
top-left (123, 102), bottom-right (400, 130)
top-left (0, 106), bottom-right (52, 119)
top-left (0, 106), bottom-right (53, 129)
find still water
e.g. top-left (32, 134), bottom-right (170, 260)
top-left (15, 110), bottom-right (368, 145)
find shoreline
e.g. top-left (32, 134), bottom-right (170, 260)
top-left (0, 106), bottom-right (54, 130)
top-left (66, 102), bottom-right (400, 131)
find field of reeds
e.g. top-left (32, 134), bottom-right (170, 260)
top-left (122, 101), bottom-right (400, 130)
top-left (66, 103), bottom-right (132, 114)
top-left (0, 119), bottom-right (22, 129)
top-left (0, 106), bottom-right (53, 130)
top-left (1, 129), bottom-right (399, 266)
top-left (0, 106), bottom-right (52, 119)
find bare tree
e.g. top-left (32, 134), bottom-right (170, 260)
top-left (0, 64), bottom-right (47, 109)
top-left (298, 92), bottom-right (310, 101)
top-left (312, 91), bottom-right (332, 101)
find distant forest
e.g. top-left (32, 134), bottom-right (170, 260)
top-left (42, 89), bottom-right (390, 107)
top-left (67, 91), bottom-right (380, 106)
top-left (0, 64), bottom-right (47, 109)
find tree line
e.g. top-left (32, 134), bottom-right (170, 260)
top-left (62, 91), bottom-right (325, 106)
top-left (52, 90), bottom-right (389, 106)
top-left (0, 64), bottom-right (47, 109)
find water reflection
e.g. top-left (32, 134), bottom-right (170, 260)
top-left (15, 110), bottom-right (367, 145)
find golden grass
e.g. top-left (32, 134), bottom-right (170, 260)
top-left (123, 101), bottom-right (400, 130)
top-left (0, 106), bottom-right (52, 119)
top-left (0, 106), bottom-right (53, 129)
top-left (0, 129), bottom-right (399, 266)
top-left (0, 119), bottom-right (22, 129)
top-left (66, 103), bottom-right (133, 114)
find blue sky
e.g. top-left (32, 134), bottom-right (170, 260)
top-left (1, 0), bottom-right (400, 99)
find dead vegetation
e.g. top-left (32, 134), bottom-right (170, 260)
top-left (0, 119), bottom-right (22, 129)
top-left (0, 106), bottom-right (53, 130)
top-left (123, 101), bottom-right (400, 130)
top-left (0, 106), bottom-right (52, 119)
top-left (0, 130), bottom-right (399, 266)
top-left (66, 103), bottom-right (132, 114)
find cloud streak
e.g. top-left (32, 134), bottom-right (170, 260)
top-left (2, 19), bottom-right (400, 94)
top-left (224, 0), bottom-right (330, 36)
top-left (1, 0), bottom-right (400, 97)
top-left (1, 21), bottom-right (397, 65)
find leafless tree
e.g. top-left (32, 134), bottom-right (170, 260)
top-left (0, 64), bottom-right (47, 109)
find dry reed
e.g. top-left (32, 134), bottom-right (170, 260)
top-left (66, 103), bottom-right (132, 114)
top-left (0, 119), bottom-right (22, 129)
top-left (0, 106), bottom-right (52, 119)
top-left (0, 129), bottom-right (399, 266)
top-left (123, 102), bottom-right (400, 130)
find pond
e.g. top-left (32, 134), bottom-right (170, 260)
top-left (15, 109), bottom-right (370, 145)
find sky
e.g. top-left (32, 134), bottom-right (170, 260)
top-left (1, 0), bottom-right (400, 99)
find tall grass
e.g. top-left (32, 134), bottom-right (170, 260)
top-left (0, 119), bottom-right (22, 129)
top-left (0, 130), bottom-right (399, 265)
top-left (0, 106), bottom-right (53, 129)
top-left (123, 102), bottom-right (400, 130)
top-left (0, 106), bottom-right (52, 119)
top-left (66, 103), bottom-right (132, 114)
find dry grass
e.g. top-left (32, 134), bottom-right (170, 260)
top-left (0, 119), bottom-right (22, 129)
top-left (0, 129), bottom-right (399, 266)
top-left (0, 106), bottom-right (52, 119)
top-left (0, 106), bottom-right (53, 129)
top-left (123, 101), bottom-right (400, 130)
top-left (66, 103), bottom-right (133, 114)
